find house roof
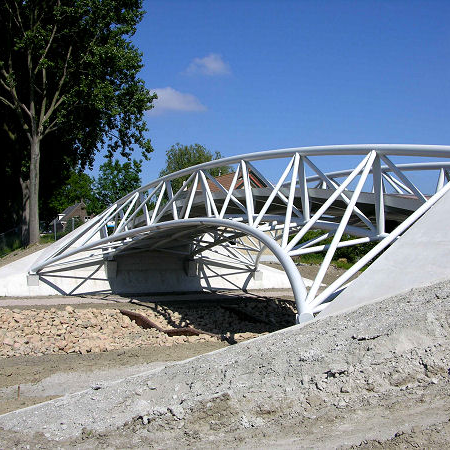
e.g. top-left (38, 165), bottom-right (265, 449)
top-left (51, 201), bottom-right (87, 225)
top-left (197, 170), bottom-right (267, 192)
top-left (61, 201), bottom-right (86, 217)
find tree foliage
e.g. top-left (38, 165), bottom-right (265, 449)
top-left (92, 159), bottom-right (142, 214)
top-left (0, 0), bottom-right (155, 244)
top-left (48, 171), bottom-right (94, 215)
top-left (159, 143), bottom-right (231, 193)
top-left (0, 103), bottom-right (23, 231)
top-left (46, 159), bottom-right (142, 219)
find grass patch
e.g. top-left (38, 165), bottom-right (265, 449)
top-left (291, 230), bottom-right (379, 271)
top-left (0, 237), bottom-right (22, 258)
top-left (40, 233), bottom-right (57, 244)
top-left (0, 219), bottom-right (84, 259)
top-left (0, 226), bottom-right (22, 258)
top-left (295, 253), bottom-right (323, 265)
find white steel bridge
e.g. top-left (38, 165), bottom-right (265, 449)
top-left (27, 144), bottom-right (450, 322)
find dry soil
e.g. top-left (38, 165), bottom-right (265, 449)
top-left (0, 279), bottom-right (449, 448)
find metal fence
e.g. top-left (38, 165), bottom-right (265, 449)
top-left (0, 218), bottom-right (85, 259)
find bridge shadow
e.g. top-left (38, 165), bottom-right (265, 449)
top-left (128, 292), bottom-right (297, 343)
top-left (33, 249), bottom-right (261, 297)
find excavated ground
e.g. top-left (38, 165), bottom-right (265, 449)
top-left (0, 262), bottom-right (354, 411)
top-left (0, 279), bottom-right (449, 448)
top-left (0, 294), bottom-right (298, 415)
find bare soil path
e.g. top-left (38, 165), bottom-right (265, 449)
top-left (0, 261), bottom-right (361, 418)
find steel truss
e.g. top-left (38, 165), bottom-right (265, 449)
top-left (30, 145), bottom-right (450, 323)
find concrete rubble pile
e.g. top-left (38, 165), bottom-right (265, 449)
top-left (0, 306), bottom-right (219, 357)
top-left (0, 299), bottom-right (294, 357)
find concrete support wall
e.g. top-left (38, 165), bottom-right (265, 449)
top-left (320, 190), bottom-right (450, 317)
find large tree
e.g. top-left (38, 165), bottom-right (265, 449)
top-left (0, 103), bottom-right (23, 233)
top-left (159, 143), bottom-right (231, 193)
top-left (0, 0), bottom-right (156, 245)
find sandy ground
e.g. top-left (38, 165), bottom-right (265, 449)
top-left (268, 261), bottom-right (360, 288)
top-left (0, 279), bottom-right (449, 448)
top-left (0, 342), bottom-right (227, 415)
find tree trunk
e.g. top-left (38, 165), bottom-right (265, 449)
top-left (19, 177), bottom-right (30, 246)
top-left (28, 137), bottom-right (41, 245)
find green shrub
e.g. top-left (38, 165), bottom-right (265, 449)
top-left (291, 229), bottom-right (378, 268)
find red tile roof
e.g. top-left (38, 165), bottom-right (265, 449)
top-left (196, 170), bottom-right (266, 192)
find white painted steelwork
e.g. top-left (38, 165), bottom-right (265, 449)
top-left (30, 144), bottom-right (450, 322)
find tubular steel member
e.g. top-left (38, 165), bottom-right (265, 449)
top-left (28, 144), bottom-right (450, 322)
top-left (31, 218), bottom-right (313, 323)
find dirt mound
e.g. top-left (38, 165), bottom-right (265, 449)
top-left (1, 280), bottom-right (449, 448)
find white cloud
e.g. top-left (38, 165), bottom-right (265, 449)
top-left (185, 53), bottom-right (231, 76)
top-left (148, 87), bottom-right (206, 115)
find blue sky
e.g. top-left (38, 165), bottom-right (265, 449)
top-left (93, 0), bottom-right (450, 189)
